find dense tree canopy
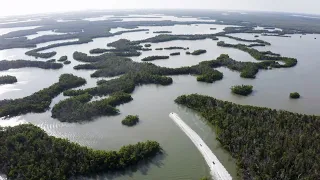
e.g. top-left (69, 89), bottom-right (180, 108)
top-left (0, 75), bottom-right (17, 85)
top-left (191, 49), bottom-right (207, 55)
top-left (0, 60), bottom-right (62, 71)
top-left (170, 52), bottom-right (181, 56)
top-left (141, 56), bottom-right (170, 61)
top-left (290, 92), bottom-right (300, 99)
top-left (217, 41), bottom-right (297, 67)
top-left (175, 94), bottom-right (320, 180)
top-left (231, 85), bottom-right (253, 96)
top-left (122, 115), bottom-right (140, 126)
top-left (0, 124), bottom-right (161, 180)
top-left (57, 55), bottom-right (68, 62)
top-left (52, 92), bottom-right (133, 122)
top-left (0, 74), bottom-right (86, 118)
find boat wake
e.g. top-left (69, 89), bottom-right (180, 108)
top-left (169, 112), bottom-right (232, 180)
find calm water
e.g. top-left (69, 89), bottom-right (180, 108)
top-left (1, 22), bottom-right (320, 180)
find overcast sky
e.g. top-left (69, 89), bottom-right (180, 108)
top-left (1, 0), bottom-right (320, 17)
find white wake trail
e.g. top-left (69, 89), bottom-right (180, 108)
top-left (169, 112), bottom-right (232, 180)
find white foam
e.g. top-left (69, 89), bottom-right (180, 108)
top-left (169, 112), bottom-right (232, 180)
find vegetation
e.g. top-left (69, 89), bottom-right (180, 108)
top-left (136, 34), bottom-right (218, 43)
top-left (231, 85), bottom-right (253, 96)
top-left (141, 48), bottom-right (152, 51)
top-left (153, 31), bottom-right (172, 33)
top-left (0, 74), bottom-right (86, 118)
top-left (0, 60), bottom-right (63, 71)
top-left (0, 124), bottom-right (161, 179)
top-left (217, 41), bottom-right (297, 67)
top-left (290, 92), bottom-right (300, 99)
top-left (63, 60), bottom-right (71, 65)
top-left (144, 44), bottom-right (151, 47)
top-left (196, 71), bottom-right (223, 83)
top-left (64, 72), bottom-right (173, 97)
top-left (155, 48), bottom-right (163, 50)
top-left (122, 115), bottom-right (139, 126)
top-left (0, 75), bottom-right (17, 85)
top-left (164, 46), bottom-right (186, 50)
top-left (51, 92), bottom-right (132, 122)
top-left (175, 94), bottom-right (320, 180)
top-left (25, 50), bottom-right (57, 59)
top-left (141, 56), bottom-right (169, 61)
top-left (191, 49), bottom-right (207, 55)
top-left (170, 52), bottom-right (180, 56)
top-left (46, 59), bottom-right (56, 63)
top-left (57, 55), bottom-right (68, 62)
top-left (89, 48), bottom-right (109, 54)
top-left (186, 51), bottom-right (191, 55)
top-left (223, 35), bottom-right (271, 45)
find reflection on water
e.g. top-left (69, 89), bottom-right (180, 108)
top-left (1, 22), bottom-right (320, 179)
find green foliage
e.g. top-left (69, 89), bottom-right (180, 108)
top-left (217, 41), bottom-right (297, 67)
top-left (153, 31), bottom-right (172, 33)
top-left (164, 46), bottom-right (186, 50)
top-left (141, 56), bottom-right (169, 61)
top-left (155, 48), bottom-right (163, 50)
top-left (175, 94), bottom-right (320, 180)
top-left (136, 34), bottom-right (218, 43)
top-left (0, 74), bottom-right (86, 118)
top-left (191, 49), bottom-right (207, 55)
top-left (89, 48), bottom-right (109, 54)
top-left (231, 85), bottom-right (253, 96)
top-left (122, 115), bottom-right (139, 126)
top-left (186, 51), bottom-right (191, 55)
top-left (52, 92), bottom-right (132, 122)
top-left (0, 124), bottom-right (161, 179)
top-left (46, 59), bottom-right (56, 63)
top-left (197, 71), bottom-right (223, 83)
top-left (25, 50), bottom-right (57, 59)
top-left (0, 60), bottom-right (62, 71)
top-left (170, 52), bottom-right (180, 56)
top-left (57, 55), bottom-right (68, 62)
top-left (223, 35), bottom-right (271, 45)
top-left (64, 72), bottom-right (173, 97)
top-left (63, 61), bottom-right (71, 65)
top-left (144, 44), bottom-right (151, 47)
top-left (290, 92), bottom-right (300, 99)
top-left (0, 75), bottom-right (17, 85)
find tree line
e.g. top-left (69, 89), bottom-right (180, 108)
top-left (0, 75), bottom-right (17, 85)
top-left (0, 124), bottom-right (161, 179)
top-left (51, 92), bottom-right (133, 122)
top-left (175, 94), bottom-right (320, 180)
top-left (0, 74), bottom-right (86, 118)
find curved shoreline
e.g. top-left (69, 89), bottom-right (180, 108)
top-left (169, 112), bottom-right (232, 180)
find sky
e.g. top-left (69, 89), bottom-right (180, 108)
top-left (0, 0), bottom-right (320, 17)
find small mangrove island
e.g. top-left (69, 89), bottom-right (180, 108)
top-left (290, 92), bottom-right (300, 99)
top-left (191, 49), bottom-right (207, 55)
top-left (231, 85), bottom-right (253, 96)
top-left (0, 75), bottom-right (17, 85)
top-left (170, 52), bottom-right (181, 56)
top-left (141, 55), bottom-right (170, 61)
top-left (122, 115), bottom-right (140, 126)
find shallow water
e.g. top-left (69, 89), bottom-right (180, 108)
top-left (1, 22), bottom-right (320, 179)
